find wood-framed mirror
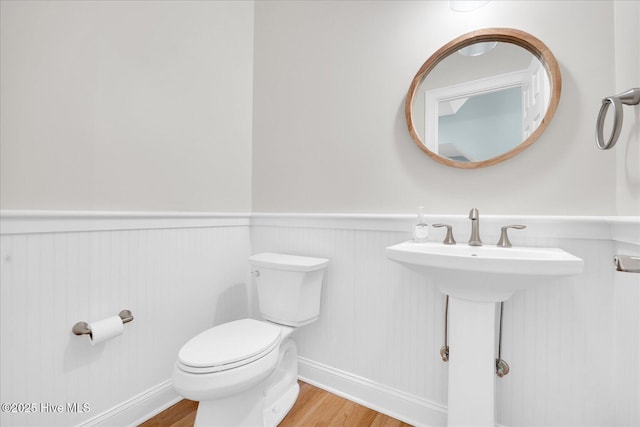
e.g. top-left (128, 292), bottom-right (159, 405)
top-left (406, 28), bottom-right (561, 169)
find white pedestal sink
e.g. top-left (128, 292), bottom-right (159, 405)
top-left (386, 241), bottom-right (583, 427)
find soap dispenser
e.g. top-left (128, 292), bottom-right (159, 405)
top-left (413, 207), bottom-right (429, 243)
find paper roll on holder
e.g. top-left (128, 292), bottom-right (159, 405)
top-left (72, 310), bottom-right (134, 336)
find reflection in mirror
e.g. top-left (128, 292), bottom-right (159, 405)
top-left (437, 87), bottom-right (523, 162)
top-left (422, 42), bottom-right (549, 162)
top-left (406, 28), bottom-right (561, 168)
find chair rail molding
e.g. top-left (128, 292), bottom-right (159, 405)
top-left (0, 210), bottom-right (251, 234)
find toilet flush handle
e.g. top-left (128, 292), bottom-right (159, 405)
top-left (251, 270), bottom-right (260, 277)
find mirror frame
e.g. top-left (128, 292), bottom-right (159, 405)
top-left (405, 28), bottom-right (562, 169)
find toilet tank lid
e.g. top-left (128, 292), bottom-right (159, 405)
top-left (248, 252), bottom-right (329, 272)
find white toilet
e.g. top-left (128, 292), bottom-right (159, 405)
top-left (172, 252), bottom-right (329, 427)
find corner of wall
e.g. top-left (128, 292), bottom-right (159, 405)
top-left (614, 1), bottom-right (640, 215)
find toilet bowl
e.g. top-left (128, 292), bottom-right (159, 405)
top-left (172, 253), bottom-right (329, 427)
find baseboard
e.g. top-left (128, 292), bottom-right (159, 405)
top-left (77, 380), bottom-right (181, 427)
top-left (297, 357), bottom-right (448, 427)
top-left (76, 362), bottom-right (507, 427)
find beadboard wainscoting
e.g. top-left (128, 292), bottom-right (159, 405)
top-left (1, 212), bottom-right (638, 427)
top-left (0, 212), bottom-right (252, 426)
top-left (612, 241), bottom-right (640, 427)
top-left (250, 214), bottom-right (639, 427)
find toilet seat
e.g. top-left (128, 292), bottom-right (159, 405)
top-left (177, 319), bottom-right (281, 374)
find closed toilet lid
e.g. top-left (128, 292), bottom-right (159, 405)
top-left (178, 319), bottom-right (280, 373)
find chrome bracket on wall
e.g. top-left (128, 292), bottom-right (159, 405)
top-left (614, 255), bottom-right (640, 273)
top-left (595, 87), bottom-right (640, 150)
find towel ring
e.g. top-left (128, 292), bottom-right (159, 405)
top-left (595, 88), bottom-right (640, 150)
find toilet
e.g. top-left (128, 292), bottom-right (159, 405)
top-left (172, 252), bottom-right (329, 427)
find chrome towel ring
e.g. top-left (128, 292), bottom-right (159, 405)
top-left (595, 87), bottom-right (640, 150)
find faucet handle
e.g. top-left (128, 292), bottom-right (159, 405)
top-left (433, 224), bottom-right (456, 245)
top-left (497, 225), bottom-right (526, 248)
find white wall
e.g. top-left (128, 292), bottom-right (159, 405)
top-left (611, 8), bottom-right (640, 423)
top-left (0, 215), bottom-right (252, 426)
top-left (1, 213), bottom-right (637, 427)
top-left (252, 0), bottom-right (619, 215)
top-left (612, 241), bottom-right (640, 426)
top-left (0, 1), bottom-right (254, 212)
top-left (614, 1), bottom-right (640, 215)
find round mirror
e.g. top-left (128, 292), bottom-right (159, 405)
top-left (406, 28), bottom-right (561, 168)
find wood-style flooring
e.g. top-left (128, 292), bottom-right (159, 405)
top-left (139, 381), bottom-right (412, 427)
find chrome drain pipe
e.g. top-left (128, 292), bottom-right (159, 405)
top-left (496, 302), bottom-right (510, 377)
top-left (440, 295), bottom-right (450, 362)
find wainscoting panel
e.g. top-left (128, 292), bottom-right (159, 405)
top-left (612, 241), bottom-right (640, 427)
top-left (251, 215), bottom-right (639, 427)
top-left (496, 237), bottom-right (617, 426)
top-left (1, 212), bottom-right (637, 427)
top-left (250, 224), bottom-right (449, 425)
top-left (0, 217), bottom-right (251, 426)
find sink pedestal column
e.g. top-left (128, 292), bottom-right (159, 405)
top-left (385, 240), bottom-right (584, 426)
top-left (447, 296), bottom-right (497, 427)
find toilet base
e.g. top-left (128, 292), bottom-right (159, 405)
top-left (193, 376), bottom-right (300, 427)
top-left (195, 387), bottom-right (264, 427)
top-left (192, 337), bottom-right (300, 427)
top-left (263, 381), bottom-right (299, 427)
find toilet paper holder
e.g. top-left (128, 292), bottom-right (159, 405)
top-left (72, 310), bottom-right (134, 336)
top-left (614, 255), bottom-right (640, 273)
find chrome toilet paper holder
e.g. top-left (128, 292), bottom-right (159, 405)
top-left (595, 87), bottom-right (640, 150)
top-left (72, 310), bottom-right (134, 336)
top-left (614, 255), bottom-right (640, 273)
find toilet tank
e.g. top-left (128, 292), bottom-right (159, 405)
top-left (248, 253), bottom-right (329, 327)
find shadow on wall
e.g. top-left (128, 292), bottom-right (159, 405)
top-left (624, 109), bottom-right (640, 186)
top-left (214, 282), bottom-right (250, 325)
top-left (63, 333), bottom-right (105, 373)
top-left (393, 98), bottom-right (450, 182)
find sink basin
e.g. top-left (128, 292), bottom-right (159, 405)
top-left (386, 241), bottom-right (584, 302)
top-left (386, 240), bottom-right (584, 426)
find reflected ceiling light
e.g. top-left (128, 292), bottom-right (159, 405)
top-left (457, 41), bottom-right (498, 56)
top-left (449, 1), bottom-right (490, 12)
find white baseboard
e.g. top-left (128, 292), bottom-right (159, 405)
top-left (297, 357), bottom-right (448, 427)
top-left (77, 362), bottom-right (509, 427)
top-left (77, 380), bottom-right (181, 427)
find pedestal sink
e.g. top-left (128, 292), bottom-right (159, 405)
top-left (385, 241), bottom-right (583, 427)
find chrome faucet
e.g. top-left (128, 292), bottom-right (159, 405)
top-left (468, 208), bottom-right (482, 246)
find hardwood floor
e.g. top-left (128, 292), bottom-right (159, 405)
top-left (139, 381), bottom-right (412, 427)
top-left (139, 398), bottom-right (197, 427)
top-left (279, 382), bottom-right (411, 427)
